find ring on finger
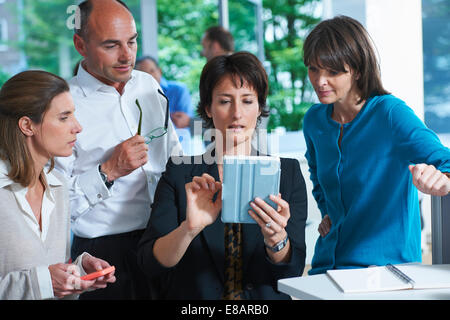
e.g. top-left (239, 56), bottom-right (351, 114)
top-left (265, 222), bottom-right (272, 229)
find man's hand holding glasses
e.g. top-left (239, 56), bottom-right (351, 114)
top-left (99, 135), bottom-right (149, 183)
top-left (98, 89), bottom-right (169, 183)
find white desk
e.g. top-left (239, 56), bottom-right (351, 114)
top-left (278, 265), bottom-right (450, 300)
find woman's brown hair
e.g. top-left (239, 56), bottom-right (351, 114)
top-left (303, 15), bottom-right (389, 103)
top-left (197, 51), bottom-right (269, 128)
top-left (0, 70), bottom-right (69, 186)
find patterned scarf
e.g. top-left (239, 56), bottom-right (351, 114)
top-left (222, 223), bottom-right (244, 300)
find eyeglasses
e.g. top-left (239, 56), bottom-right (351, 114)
top-left (135, 89), bottom-right (169, 144)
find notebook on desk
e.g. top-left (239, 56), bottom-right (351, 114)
top-left (327, 264), bottom-right (450, 293)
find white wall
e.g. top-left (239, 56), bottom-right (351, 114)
top-left (324, 0), bottom-right (424, 120)
top-left (365, 0), bottom-right (424, 120)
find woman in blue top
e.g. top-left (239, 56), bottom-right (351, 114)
top-left (302, 15), bottom-right (450, 275)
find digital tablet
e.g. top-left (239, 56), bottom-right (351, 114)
top-left (221, 155), bottom-right (281, 224)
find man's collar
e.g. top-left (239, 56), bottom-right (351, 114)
top-left (75, 62), bottom-right (109, 97)
top-left (75, 62), bottom-right (136, 97)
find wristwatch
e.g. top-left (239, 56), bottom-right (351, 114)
top-left (264, 235), bottom-right (289, 252)
top-left (98, 164), bottom-right (114, 189)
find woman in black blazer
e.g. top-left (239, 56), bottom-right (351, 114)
top-left (137, 52), bottom-right (307, 300)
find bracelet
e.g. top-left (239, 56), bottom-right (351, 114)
top-left (264, 235), bottom-right (289, 253)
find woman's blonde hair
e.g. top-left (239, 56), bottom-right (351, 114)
top-left (0, 70), bottom-right (69, 186)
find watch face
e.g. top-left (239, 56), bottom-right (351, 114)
top-left (264, 236), bottom-right (288, 252)
top-left (273, 237), bottom-right (287, 252)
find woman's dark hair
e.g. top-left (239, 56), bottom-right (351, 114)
top-left (303, 15), bottom-right (389, 103)
top-left (197, 51), bottom-right (269, 128)
top-left (0, 70), bottom-right (70, 186)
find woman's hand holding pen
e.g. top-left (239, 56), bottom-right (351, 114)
top-left (185, 173), bottom-right (223, 236)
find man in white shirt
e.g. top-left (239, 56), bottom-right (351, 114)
top-left (55, 0), bottom-right (182, 299)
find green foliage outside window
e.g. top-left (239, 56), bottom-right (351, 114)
top-left (18, 0), bottom-right (78, 76)
top-left (263, 0), bottom-right (320, 131)
top-left (0, 67), bottom-right (10, 88)
top-left (11, 0), bottom-right (319, 132)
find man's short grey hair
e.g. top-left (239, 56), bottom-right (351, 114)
top-left (74, 0), bottom-right (131, 39)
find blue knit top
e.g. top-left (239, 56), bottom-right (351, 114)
top-left (303, 94), bottom-right (450, 275)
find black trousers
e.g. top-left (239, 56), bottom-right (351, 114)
top-left (71, 229), bottom-right (150, 300)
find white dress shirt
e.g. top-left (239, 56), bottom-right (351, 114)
top-left (0, 160), bottom-right (87, 299)
top-left (8, 172), bottom-right (60, 243)
top-left (55, 65), bottom-right (182, 239)
top-left (0, 160), bottom-right (61, 299)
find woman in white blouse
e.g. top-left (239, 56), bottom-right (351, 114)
top-left (0, 70), bottom-right (115, 299)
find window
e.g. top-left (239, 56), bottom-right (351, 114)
top-left (228, 0), bottom-right (260, 58)
top-left (422, 0), bottom-right (450, 138)
top-left (0, 18), bottom-right (8, 51)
